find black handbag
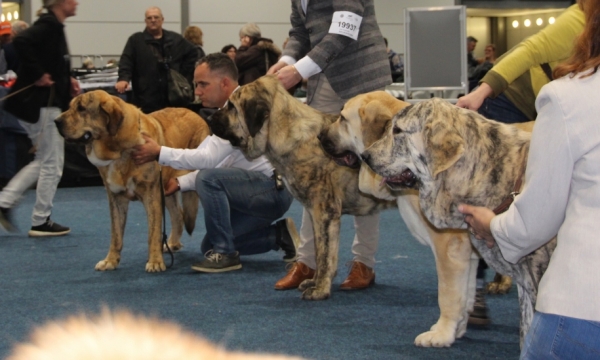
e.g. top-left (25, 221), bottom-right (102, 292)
top-left (2, 81), bottom-right (53, 124)
top-left (167, 67), bottom-right (193, 107)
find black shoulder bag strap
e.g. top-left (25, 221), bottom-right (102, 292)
top-left (540, 63), bottom-right (553, 81)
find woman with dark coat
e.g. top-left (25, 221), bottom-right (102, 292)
top-left (235, 23), bottom-right (281, 85)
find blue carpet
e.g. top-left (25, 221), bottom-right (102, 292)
top-left (0, 186), bottom-right (520, 359)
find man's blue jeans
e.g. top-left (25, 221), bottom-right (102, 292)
top-left (195, 168), bottom-right (294, 256)
top-left (521, 312), bottom-right (600, 360)
top-left (478, 92), bottom-right (531, 124)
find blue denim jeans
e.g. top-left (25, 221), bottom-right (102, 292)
top-left (478, 92), bottom-right (531, 124)
top-left (521, 312), bottom-right (600, 360)
top-left (195, 168), bottom-right (294, 256)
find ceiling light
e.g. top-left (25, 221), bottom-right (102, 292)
top-left (7, 12), bottom-right (11, 21)
top-left (14, 11), bottom-right (18, 20)
top-left (549, 17), bottom-right (556, 25)
top-left (512, 20), bottom-right (519, 28)
top-left (0, 14), bottom-right (4, 22)
top-left (524, 19), bottom-right (531, 27)
top-left (536, 18), bottom-right (543, 26)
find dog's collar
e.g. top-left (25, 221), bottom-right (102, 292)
top-left (493, 163), bottom-right (526, 215)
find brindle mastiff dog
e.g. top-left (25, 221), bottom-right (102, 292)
top-left (363, 98), bottom-right (556, 346)
top-left (55, 90), bottom-right (210, 272)
top-left (209, 76), bottom-right (396, 300)
top-left (319, 91), bottom-right (478, 347)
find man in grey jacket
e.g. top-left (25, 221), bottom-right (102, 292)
top-left (268, 0), bottom-right (391, 291)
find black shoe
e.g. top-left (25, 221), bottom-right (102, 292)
top-left (469, 288), bottom-right (491, 326)
top-left (275, 218), bottom-right (300, 262)
top-left (0, 206), bottom-right (17, 233)
top-left (28, 218), bottom-right (70, 237)
top-left (191, 250), bottom-right (242, 273)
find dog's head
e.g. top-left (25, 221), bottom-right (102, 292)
top-left (210, 76), bottom-right (279, 159)
top-left (362, 98), bottom-right (466, 191)
top-left (55, 90), bottom-right (125, 143)
top-left (318, 91), bottom-right (409, 169)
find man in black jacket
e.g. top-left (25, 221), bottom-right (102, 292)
top-left (0, 0), bottom-right (79, 237)
top-left (115, 7), bottom-right (197, 113)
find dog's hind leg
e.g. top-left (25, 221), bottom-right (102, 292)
top-left (164, 194), bottom-right (184, 252)
top-left (96, 190), bottom-right (129, 271)
top-left (300, 205), bottom-right (341, 301)
top-left (415, 231), bottom-right (473, 347)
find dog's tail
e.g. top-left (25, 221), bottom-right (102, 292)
top-left (181, 191), bottom-right (199, 235)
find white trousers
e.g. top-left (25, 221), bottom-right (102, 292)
top-left (0, 107), bottom-right (65, 226)
top-left (297, 74), bottom-right (380, 269)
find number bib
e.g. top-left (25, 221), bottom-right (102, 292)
top-left (329, 11), bottom-right (362, 40)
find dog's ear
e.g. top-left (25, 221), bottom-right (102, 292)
top-left (99, 94), bottom-right (124, 136)
top-left (360, 100), bottom-right (394, 147)
top-left (424, 117), bottom-right (465, 178)
top-left (241, 96), bottom-right (270, 137)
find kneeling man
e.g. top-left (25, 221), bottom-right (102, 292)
top-left (132, 53), bottom-right (298, 272)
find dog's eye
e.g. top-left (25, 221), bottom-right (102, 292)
top-left (77, 104), bottom-right (86, 112)
top-left (393, 127), bottom-right (403, 135)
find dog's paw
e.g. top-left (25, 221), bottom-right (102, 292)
top-left (414, 329), bottom-right (455, 348)
top-left (298, 279), bottom-right (316, 291)
top-left (95, 259), bottom-right (118, 271)
top-left (487, 275), bottom-right (512, 294)
top-left (163, 242), bottom-right (183, 253)
top-left (145, 261), bottom-right (167, 272)
top-left (301, 287), bottom-right (330, 301)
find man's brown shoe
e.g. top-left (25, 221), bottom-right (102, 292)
top-left (274, 262), bottom-right (315, 290)
top-left (339, 261), bottom-right (375, 290)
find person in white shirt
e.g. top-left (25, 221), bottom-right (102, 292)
top-left (132, 53), bottom-right (299, 273)
top-left (459, 1), bottom-right (600, 357)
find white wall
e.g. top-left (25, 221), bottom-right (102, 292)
top-left (20, 0), bottom-right (455, 67)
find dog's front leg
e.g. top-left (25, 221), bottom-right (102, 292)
top-left (140, 180), bottom-right (167, 272)
top-left (96, 190), bottom-right (129, 271)
top-left (301, 205), bottom-right (341, 301)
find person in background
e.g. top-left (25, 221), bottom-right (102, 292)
top-left (235, 23), bottom-right (281, 85)
top-left (3, 21), bottom-right (29, 72)
top-left (384, 37), bottom-right (403, 82)
top-left (0, 0), bottom-right (80, 236)
top-left (267, 0), bottom-right (392, 291)
top-left (183, 25), bottom-right (206, 61)
top-left (0, 21), bottom-right (11, 74)
top-left (221, 44), bottom-right (236, 61)
top-left (468, 43), bottom-right (497, 91)
top-left (115, 6), bottom-right (197, 113)
top-left (466, 36), bottom-right (479, 78)
top-left (131, 53), bottom-right (299, 273)
top-left (459, 1), bottom-right (600, 357)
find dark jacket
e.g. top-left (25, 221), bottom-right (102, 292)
top-left (117, 29), bottom-right (197, 113)
top-left (235, 38), bottom-right (281, 85)
top-left (11, 10), bottom-right (72, 111)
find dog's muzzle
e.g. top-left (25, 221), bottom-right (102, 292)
top-left (384, 168), bottom-right (418, 189)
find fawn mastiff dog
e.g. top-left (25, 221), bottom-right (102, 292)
top-left (362, 98), bottom-right (556, 346)
top-left (7, 310), bottom-right (304, 360)
top-left (55, 90), bottom-right (210, 272)
top-left (209, 76), bottom-right (396, 300)
top-left (318, 91), bottom-right (478, 347)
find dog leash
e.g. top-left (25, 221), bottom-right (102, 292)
top-left (0, 83), bottom-right (35, 102)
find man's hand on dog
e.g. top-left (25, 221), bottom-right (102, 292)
top-left (458, 203), bottom-right (497, 248)
top-left (132, 133), bottom-right (161, 165)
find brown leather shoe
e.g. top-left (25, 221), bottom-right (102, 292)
top-left (339, 261), bottom-right (375, 290)
top-left (274, 262), bottom-right (315, 290)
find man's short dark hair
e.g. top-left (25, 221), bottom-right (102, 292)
top-left (197, 53), bottom-right (239, 81)
top-left (467, 36), bottom-right (478, 43)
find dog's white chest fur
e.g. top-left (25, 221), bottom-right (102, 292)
top-left (87, 147), bottom-right (137, 198)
